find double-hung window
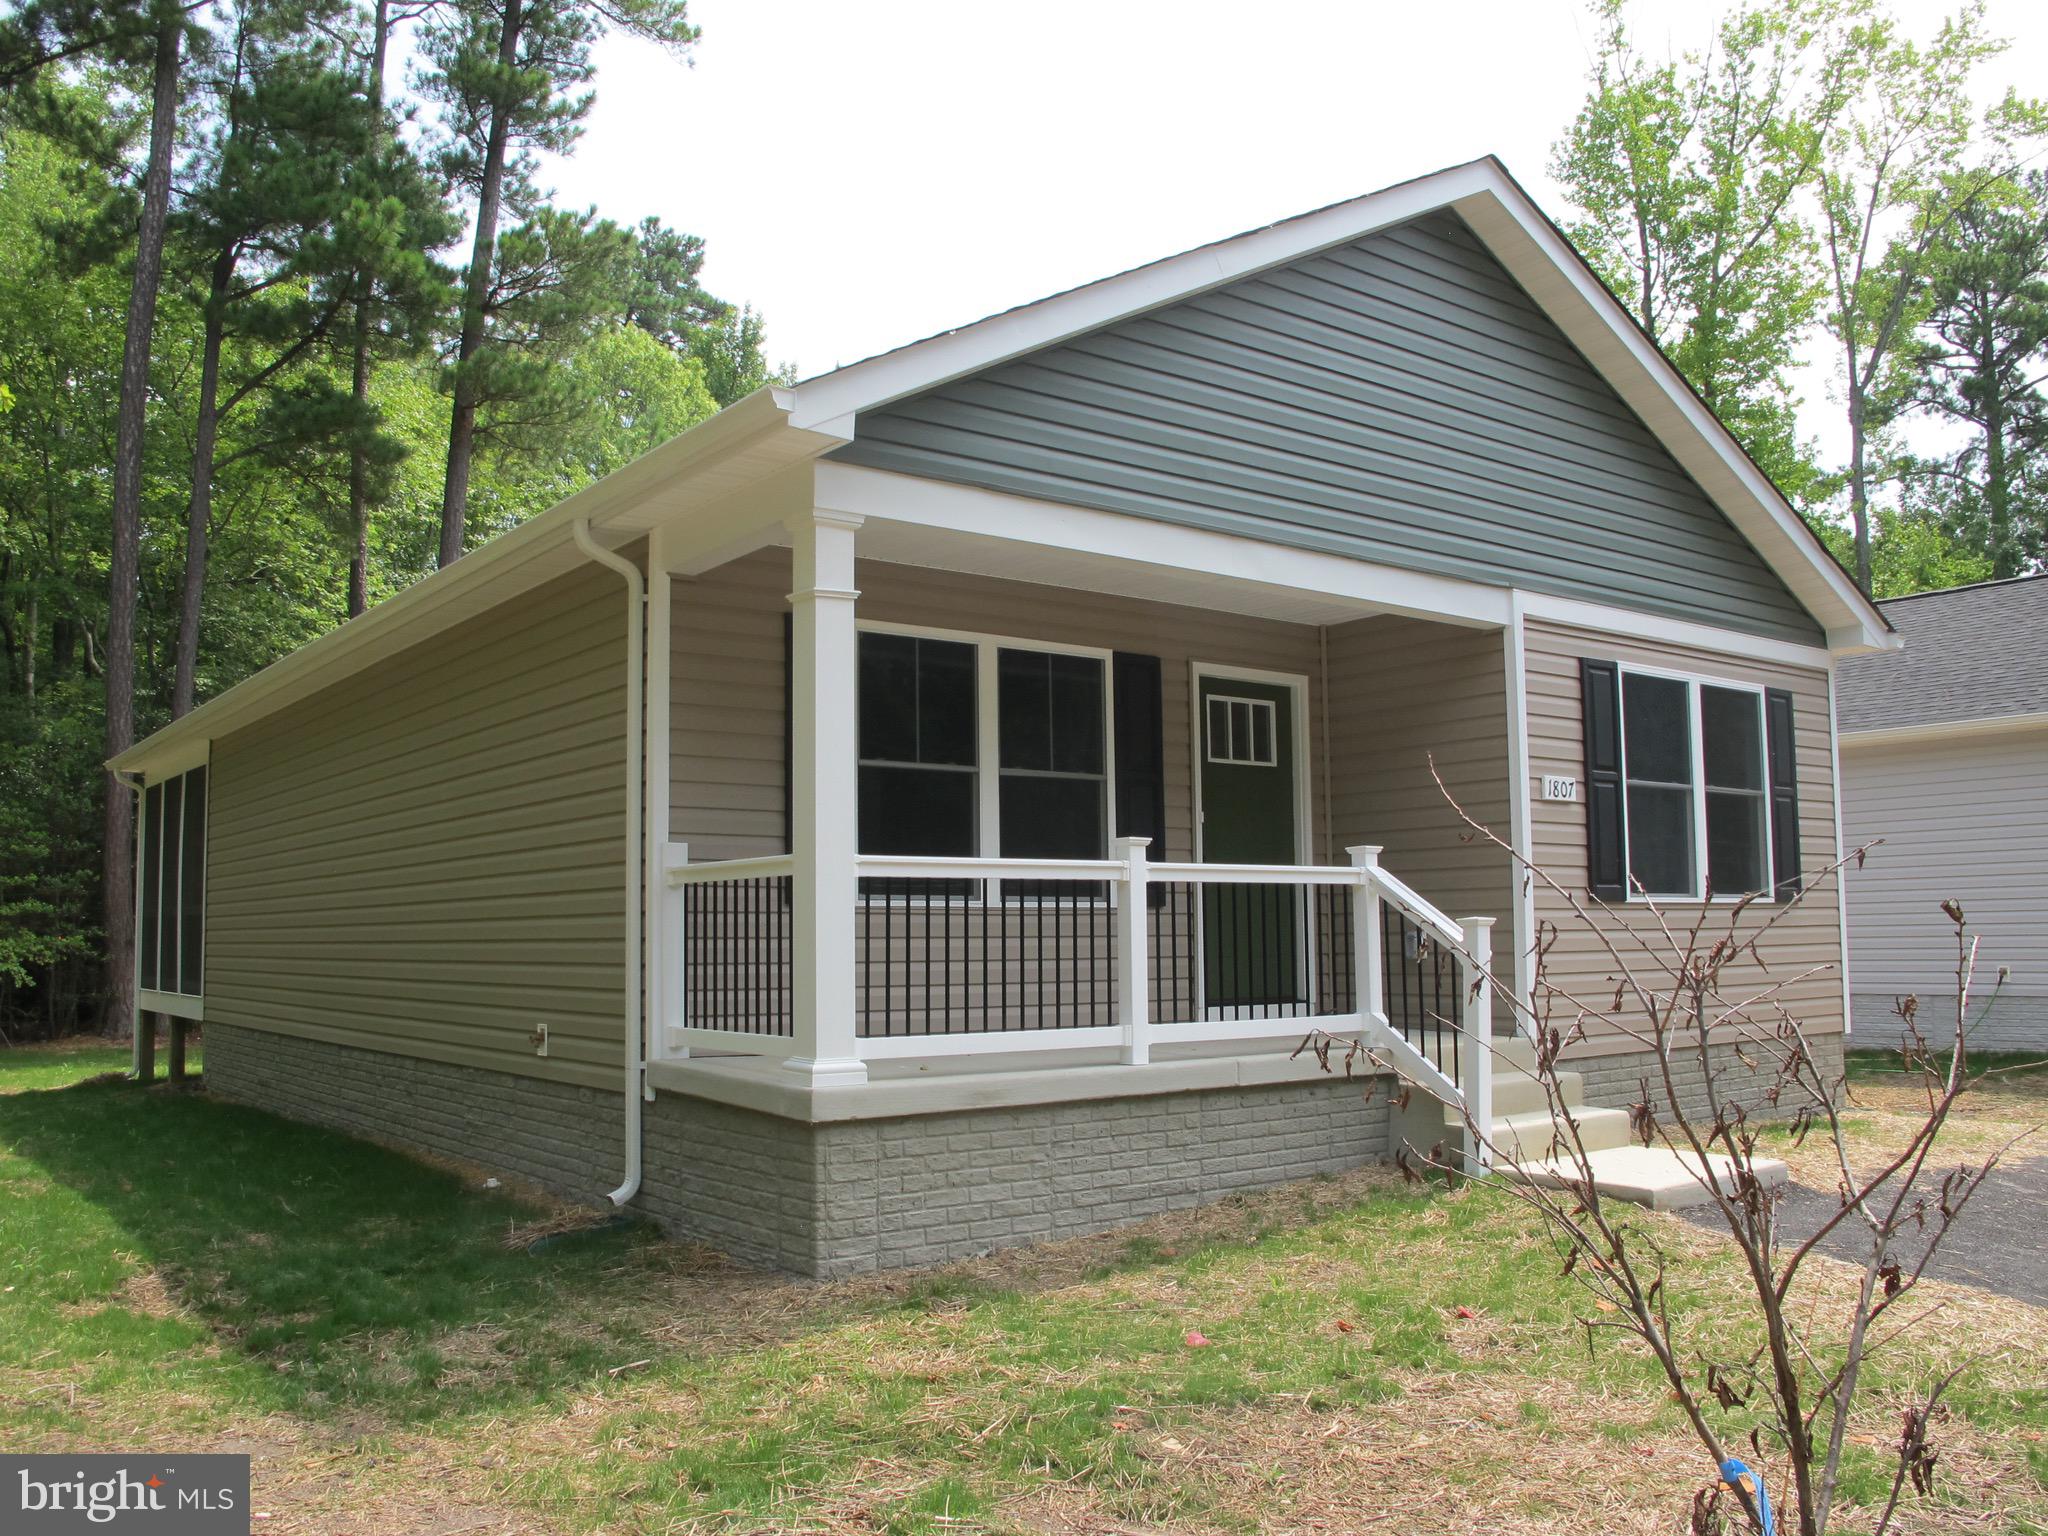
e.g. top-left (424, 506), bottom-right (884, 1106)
top-left (1619, 669), bottom-right (1770, 899)
top-left (856, 627), bottom-right (1111, 894)
top-left (137, 762), bottom-right (208, 1008)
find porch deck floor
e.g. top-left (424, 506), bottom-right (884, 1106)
top-left (646, 1036), bottom-right (1392, 1124)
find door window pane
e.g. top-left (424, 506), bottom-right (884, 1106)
top-left (1205, 695), bottom-right (1279, 765)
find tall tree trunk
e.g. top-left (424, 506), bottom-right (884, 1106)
top-left (1846, 383), bottom-right (1873, 594)
top-left (172, 250), bottom-right (233, 720)
top-left (23, 588), bottom-right (34, 703)
top-left (101, 15), bottom-right (182, 1039)
top-left (437, 0), bottom-right (521, 570)
top-left (347, 0), bottom-right (390, 618)
top-left (1983, 391), bottom-right (2015, 580)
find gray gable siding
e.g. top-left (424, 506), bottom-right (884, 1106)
top-left (830, 212), bottom-right (1824, 643)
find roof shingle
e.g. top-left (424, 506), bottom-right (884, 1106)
top-left (1836, 575), bottom-right (2048, 733)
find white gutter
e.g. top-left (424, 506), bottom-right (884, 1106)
top-left (572, 517), bottom-right (649, 1209)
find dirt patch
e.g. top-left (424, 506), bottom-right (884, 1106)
top-left (58, 1268), bottom-right (191, 1323)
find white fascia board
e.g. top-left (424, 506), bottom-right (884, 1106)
top-left (813, 463), bottom-right (1512, 627)
top-left (784, 162), bottom-right (1502, 433)
top-left (1839, 709), bottom-right (2048, 749)
top-left (1516, 590), bottom-right (1835, 671)
top-left (112, 388), bottom-right (835, 779)
top-left (785, 155), bottom-right (1889, 657)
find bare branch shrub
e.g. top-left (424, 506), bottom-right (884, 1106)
top-left (1307, 772), bottom-right (2037, 1535)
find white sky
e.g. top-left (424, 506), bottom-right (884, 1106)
top-left (535, 0), bottom-right (2048, 454)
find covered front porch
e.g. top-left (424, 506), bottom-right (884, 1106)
top-left (633, 461), bottom-right (1524, 1144)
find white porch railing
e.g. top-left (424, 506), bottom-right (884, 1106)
top-left (658, 840), bottom-right (1494, 1153)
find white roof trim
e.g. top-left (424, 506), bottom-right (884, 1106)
top-left (785, 156), bottom-right (1892, 656)
top-left (1840, 709), bottom-right (2048, 748)
top-left (111, 388), bottom-right (840, 779)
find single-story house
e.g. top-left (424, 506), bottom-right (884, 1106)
top-left (113, 158), bottom-right (1893, 1275)
top-left (1838, 575), bottom-right (2047, 1051)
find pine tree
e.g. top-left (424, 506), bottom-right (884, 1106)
top-left (330, 0), bottom-right (452, 617)
top-left (420, 0), bottom-right (696, 568)
top-left (1900, 172), bottom-right (2048, 577)
top-left (169, 0), bottom-right (376, 719)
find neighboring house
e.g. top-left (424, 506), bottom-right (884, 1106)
top-left (113, 158), bottom-right (1892, 1275)
top-left (1838, 575), bottom-right (2048, 1052)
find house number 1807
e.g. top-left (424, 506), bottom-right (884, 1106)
top-left (1541, 775), bottom-right (1579, 803)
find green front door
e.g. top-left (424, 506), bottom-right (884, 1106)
top-left (1197, 675), bottom-right (1303, 1009)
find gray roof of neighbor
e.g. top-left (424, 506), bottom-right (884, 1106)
top-left (1836, 574), bottom-right (2048, 733)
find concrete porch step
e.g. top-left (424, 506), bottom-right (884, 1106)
top-left (1510, 1145), bottom-right (1792, 1211)
top-left (1489, 1063), bottom-right (1583, 1118)
top-left (1490, 1104), bottom-right (1633, 1161)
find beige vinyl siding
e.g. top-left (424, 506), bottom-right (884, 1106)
top-left (1325, 615), bottom-right (1515, 1029)
top-left (1524, 618), bottom-right (1845, 1053)
top-left (669, 550), bottom-right (787, 861)
top-left (206, 564), bottom-right (627, 1089)
top-left (670, 549), bottom-right (1328, 864)
top-left (1325, 615), bottom-right (1513, 928)
top-left (1841, 727), bottom-right (2048, 1000)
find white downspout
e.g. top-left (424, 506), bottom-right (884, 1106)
top-left (573, 518), bottom-right (648, 1208)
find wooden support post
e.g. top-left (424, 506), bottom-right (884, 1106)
top-left (134, 1014), bottom-right (156, 1084)
top-left (166, 1017), bottom-right (188, 1083)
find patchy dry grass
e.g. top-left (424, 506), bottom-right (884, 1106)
top-left (2, 1039), bottom-right (2044, 1534)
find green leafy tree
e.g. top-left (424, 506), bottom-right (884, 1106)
top-left (690, 301), bottom-right (787, 406)
top-left (1553, 0), bottom-right (1838, 501)
top-left (1, 0), bottom-right (209, 1033)
top-left (1896, 172), bottom-right (2048, 577)
top-left (1815, 502), bottom-right (1993, 593)
top-left (1811, 0), bottom-right (2047, 593)
top-left (169, 0), bottom-right (377, 718)
top-left (420, 0), bottom-right (697, 568)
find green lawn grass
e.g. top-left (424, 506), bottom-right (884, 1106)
top-left (2, 1037), bottom-right (2042, 1534)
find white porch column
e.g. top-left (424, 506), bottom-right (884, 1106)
top-left (786, 506), bottom-right (868, 1084)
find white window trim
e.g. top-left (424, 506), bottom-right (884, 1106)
top-left (855, 619), bottom-right (1117, 904)
top-left (1616, 661), bottom-right (1773, 903)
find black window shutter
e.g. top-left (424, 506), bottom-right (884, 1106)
top-left (1765, 687), bottom-right (1802, 900)
top-left (1580, 658), bottom-right (1626, 901)
top-left (1112, 652), bottom-right (1167, 905)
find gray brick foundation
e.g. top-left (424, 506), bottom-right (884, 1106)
top-left (1570, 1031), bottom-right (1847, 1123)
top-left (203, 1024), bottom-right (1390, 1277)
